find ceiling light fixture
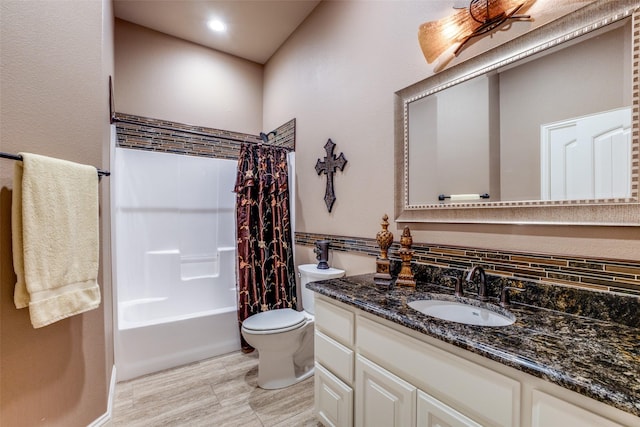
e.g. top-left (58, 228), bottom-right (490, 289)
top-left (207, 18), bottom-right (227, 33)
top-left (418, 0), bottom-right (535, 66)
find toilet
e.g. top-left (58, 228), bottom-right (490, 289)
top-left (241, 264), bottom-right (346, 389)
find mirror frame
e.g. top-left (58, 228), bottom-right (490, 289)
top-left (395, 0), bottom-right (640, 226)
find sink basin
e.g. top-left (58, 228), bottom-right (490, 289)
top-left (408, 297), bottom-right (515, 327)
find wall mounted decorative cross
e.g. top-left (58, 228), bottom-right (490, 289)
top-left (315, 139), bottom-right (347, 212)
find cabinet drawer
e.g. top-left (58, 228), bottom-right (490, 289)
top-left (315, 297), bottom-right (355, 347)
top-left (358, 315), bottom-right (520, 427)
top-left (316, 330), bottom-right (354, 384)
top-left (315, 362), bottom-right (354, 427)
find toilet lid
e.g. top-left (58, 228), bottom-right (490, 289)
top-left (242, 308), bottom-right (307, 332)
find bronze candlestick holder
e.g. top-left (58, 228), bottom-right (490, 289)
top-left (374, 214), bottom-right (393, 285)
top-left (395, 226), bottom-right (416, 287)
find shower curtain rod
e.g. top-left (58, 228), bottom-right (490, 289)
top-left (0, 151), bottom-right (111, 177)
top-left (112, 116), bottom-right (292, 152)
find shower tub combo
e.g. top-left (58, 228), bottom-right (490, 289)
top-left (113, 147), bottom-right (241, 381)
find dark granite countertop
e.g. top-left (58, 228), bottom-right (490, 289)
top-left (307, 274), bottom-right (640, 418)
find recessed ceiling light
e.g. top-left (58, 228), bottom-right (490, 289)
top-left (207, 19), bottom-right (227, 33)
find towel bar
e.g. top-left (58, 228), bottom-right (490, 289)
top-left (0, 151), bottom-right (110, 177)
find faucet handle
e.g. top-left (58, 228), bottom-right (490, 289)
top-left (443, 275), bottom-right (463, 297)
top-left (464, 267), bottom-right (473, 283)
top-left (500, 286), bottom-right (525, 308)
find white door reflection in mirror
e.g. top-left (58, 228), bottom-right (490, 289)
top-left (541, 107), bottom-right (631, 200)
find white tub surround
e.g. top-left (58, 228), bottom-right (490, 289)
top-left (113, 148), bottom-right (240, 381)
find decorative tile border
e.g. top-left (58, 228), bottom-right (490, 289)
top-left (295, 232), bottom-right (640, 296)
top-left (114, 113), bottom-right (295, 159)
top-left (268, 118), bottom-right (296, 150)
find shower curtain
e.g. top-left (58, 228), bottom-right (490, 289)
top-left (234, 142), bottom-right (297, 352)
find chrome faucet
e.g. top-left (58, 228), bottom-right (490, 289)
top-left (466, 266), bottom-right (489, 301)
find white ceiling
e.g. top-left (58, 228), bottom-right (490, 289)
top-left (113, 0), bottom-right (322, 64)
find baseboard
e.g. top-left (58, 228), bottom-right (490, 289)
top-left (88, 365), bottom-right (117, 427)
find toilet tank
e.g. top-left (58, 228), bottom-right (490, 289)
top-left (298, 264), bottom-right (345, 315)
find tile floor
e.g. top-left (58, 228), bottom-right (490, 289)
top-left (106, 351), bottom-right (321, 427)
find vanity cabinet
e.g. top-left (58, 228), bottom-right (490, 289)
top-left (314, 298), bottom-right (355, 427)
top-left (314, 294), bottom-right (635, 427)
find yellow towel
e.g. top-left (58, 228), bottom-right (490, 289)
top-left (12, 153), bottom-right (101, 328)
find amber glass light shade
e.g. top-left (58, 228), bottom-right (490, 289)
top-left (418, 0), bottom-right (536, 64)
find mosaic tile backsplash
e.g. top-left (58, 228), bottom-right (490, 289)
top-left (295, 231), bottom-right (640, 297)
top-left (114, 113), bottom-right (295, 159)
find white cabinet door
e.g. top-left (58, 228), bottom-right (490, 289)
top-left (531, 390), bottom-right (623, 427)
top-left (417, 390), bottom-right (482, 427)
top-left (315, 363), bottom-right (354, 427)
top-left (355, 355), bottom-right (416, 427)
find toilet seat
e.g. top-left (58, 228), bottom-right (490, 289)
top-left (242, 308), bottom-right (308, 335)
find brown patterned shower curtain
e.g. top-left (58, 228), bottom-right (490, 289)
top-left (234, 142), bottom-right (297, 352)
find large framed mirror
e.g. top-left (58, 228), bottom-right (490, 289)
top-left (395, 0), bottom-right (640, 225)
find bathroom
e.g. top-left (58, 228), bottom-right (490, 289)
top-left (1, 0), bottom-right (640, 426)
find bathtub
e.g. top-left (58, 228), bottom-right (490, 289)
top-left (112, 148), bottom-right (242, 381)
top-left (116, 300), bottom-right (240, 381)
top-left (115, 247), bottom-right (241, 381)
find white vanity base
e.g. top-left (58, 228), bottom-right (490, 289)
top-left (313, 294), bottom-right (638, 427)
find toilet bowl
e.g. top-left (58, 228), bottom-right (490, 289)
top-left (241, 264), bottom-right (346, 389)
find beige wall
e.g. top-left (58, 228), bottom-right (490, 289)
top-left (0, 0), bottom-right (113, 425)
top-left (263, 0), bottom-right (640, 273)
top-left (114, 19), bottom-right (264, 135)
